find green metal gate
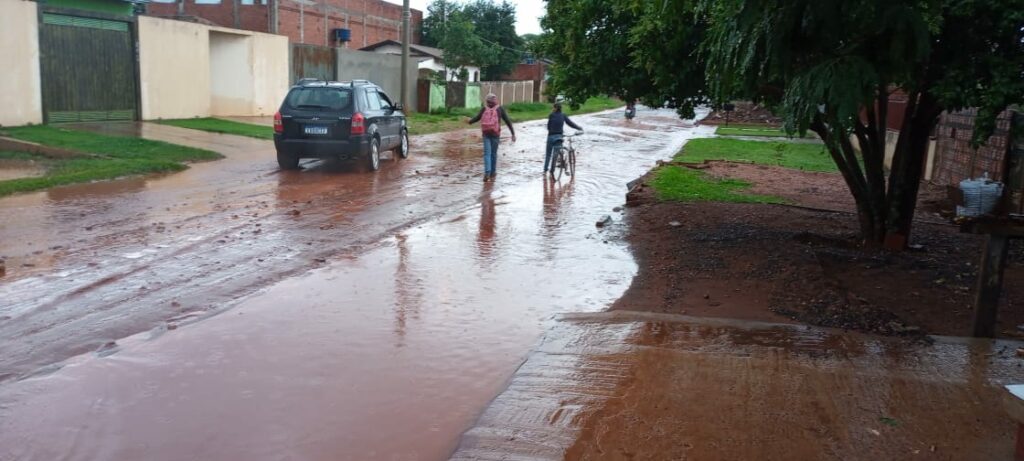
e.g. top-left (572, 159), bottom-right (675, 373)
top-left (39, 12), bottom-right (138, 122)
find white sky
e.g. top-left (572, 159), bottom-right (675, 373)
top-left (383, 0), bottom-right (546, 35)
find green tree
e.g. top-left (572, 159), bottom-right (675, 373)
top-left (421, 0), bottom-right (460, 48)
top-left (539, 0), bottom-right (707, 112)
top-left (705, 0), bottom-right (1024, 247)
top-left (436, 11), bottom-right (492, 83)
top-left (540, 0), bottom-right (1024, 248)
top-left (463, 0), bottom-right (524, 80)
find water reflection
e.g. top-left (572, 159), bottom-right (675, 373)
top-left (393, 233), bottom-right (421, 346)
top-left (477, 181), bottom-right (496, 264)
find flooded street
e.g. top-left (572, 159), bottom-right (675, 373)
top-left (0, 108), bottom-right (712, 459)
top-left (1, 107), bottom-right (1020, 460)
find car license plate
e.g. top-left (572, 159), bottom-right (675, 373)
top-left (304, 126), bottom-right (328, 135)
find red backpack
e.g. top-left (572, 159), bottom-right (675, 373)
top-left (481, 106), bottom-right (501, 136)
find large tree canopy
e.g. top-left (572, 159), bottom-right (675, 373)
top-left (540, 0), bottom-right (1024, 248)
top-left (422, 0), bottom-right (523, 81)
top-left (463, 0), bottom-right (524, 80)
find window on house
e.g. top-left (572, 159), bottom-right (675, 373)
top-left (241, 0), bottom-right (254, 4)
top-left (195, 0), bottom-right (221, 5)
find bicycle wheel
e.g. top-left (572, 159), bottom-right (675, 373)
top-left (567, 148), bottom-right (576, 178)
top-left (554, 148), bottom-right (568, 181)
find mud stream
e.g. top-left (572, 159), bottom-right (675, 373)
top-left (0, 108), bottom-right (710, 459)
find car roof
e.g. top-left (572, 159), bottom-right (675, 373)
top-left (291, 79), bottom-right (379, 90)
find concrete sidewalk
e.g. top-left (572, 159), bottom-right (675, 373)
top-left (452, 311), bottom-right (1024, 461)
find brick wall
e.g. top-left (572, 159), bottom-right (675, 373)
top-left (148, 1), bottom-right (269, 31)
top-left (146, 0), bottom-right (422, 46)
top-left (502, 63), bottom-right (545, 82)
top-left (931, 109), bottom-right (1013, 186)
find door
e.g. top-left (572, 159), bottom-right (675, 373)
top-left (290, 44), bottom-right (336, 84)
top-left (376, 90), bottom-right (400, 148)
top-left (365, 90), bottom-right (393, 147)
top-left (39, 13), bottom-right (138, 122)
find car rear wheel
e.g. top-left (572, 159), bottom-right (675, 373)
top-left (277, 152), bottom-right (300, 170)
top-left (368, 137), bottom-right (381, 171)
top-left (396, 130), bottom-right (410, 159)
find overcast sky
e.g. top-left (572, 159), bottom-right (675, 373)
top-left (383, 0), bottom-right (546, 35)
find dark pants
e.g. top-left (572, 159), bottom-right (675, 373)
top-left (545, 134), bottom-right (563, 173)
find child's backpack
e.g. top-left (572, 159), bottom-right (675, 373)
top-left (481, 106), bottom-right (501, 136)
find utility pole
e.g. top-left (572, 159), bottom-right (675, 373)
top-left (400, 0), bottom-right (411, 109)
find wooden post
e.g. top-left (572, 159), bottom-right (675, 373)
top-left (972, 233), bottom-right (1010, 337)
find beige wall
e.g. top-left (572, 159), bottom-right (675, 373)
top-left (138, 16), bottom-right (288, 119)
top-left (248, 32), bottom-right (289, 116)
top-left (0, 0), bottom-right (42, 126)
top-left (209, 32), bottom-right (253, 116)
top-left (138, 16), bottom-right (212, 120)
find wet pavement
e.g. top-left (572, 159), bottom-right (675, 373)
top-left (0, 107), bottom-right (711, 459)
top-left (2, 107), bottom-right (1020, 460)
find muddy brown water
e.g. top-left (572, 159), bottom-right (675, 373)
top-left (0, 108), bottom-right (714, 459)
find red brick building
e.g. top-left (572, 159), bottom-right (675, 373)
top-left (146, 0), bottom-right (422, 47)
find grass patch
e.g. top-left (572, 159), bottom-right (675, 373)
top-left (0, 125), bottom-right (221, 197)
top-left (715, 125), bottom-right (809, 138)
top-left (158, 117), bottom-right (274, 139)
top-left (678, 137), bottom-right (836, 173)
top-left (650, 165), bottom-right (783, 204)
top-left (407, 96), bottom-right (623, 136)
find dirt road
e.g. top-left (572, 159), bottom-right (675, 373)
top-left (0, 108), bottom-right (709, 459)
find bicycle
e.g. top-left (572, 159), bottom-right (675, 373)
top-left (553, 132), bottom-right (582, 181)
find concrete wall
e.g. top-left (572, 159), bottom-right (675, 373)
top-left (251, 32), bottom-right (289, 115)
top-left (210, 32), bottom-right (254, 116)
top-left (0, 0), bottom-right (43, 126)
top-left (335, 48), bottom-right (416, 109)
top-left (480, 81), bottom-right (535, 105)
top-left (138, 16), bottom-right (287, 119)
top-left (138, 16), bottom-right (211, 120)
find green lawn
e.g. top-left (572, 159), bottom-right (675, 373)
top-left (650, 165), bottom-right (783, 204)
top-left (0, 125), bottom-right (221, 197)
top-left (715, 125), bottom-right (809, 138)
top-left (676, 138), bottom-right (836, 172)
top-left (407, 96), bottom-right (623, 136)
top-left (158, 117), bottom-right (274, 140)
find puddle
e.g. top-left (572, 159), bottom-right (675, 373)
top-left (0, 108), bottom-right (715, 460)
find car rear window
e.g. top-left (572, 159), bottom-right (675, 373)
top-left (285, 87), bottom-right (353, 112)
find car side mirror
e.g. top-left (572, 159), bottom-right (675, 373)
top-left (393, 103), bottom-right (403, 112)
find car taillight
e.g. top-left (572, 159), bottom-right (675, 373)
top-left (273, 111), bottom-right (283, 133)
top-left (351, 112), bottom-right (365, 135)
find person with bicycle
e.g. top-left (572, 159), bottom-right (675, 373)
top-left (545, 101), bottom-right (583, 177)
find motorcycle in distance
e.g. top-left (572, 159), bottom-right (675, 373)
top-left (624, 101), bottom-right (636, 120)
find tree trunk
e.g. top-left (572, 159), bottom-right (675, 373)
top-left (883, 92), bottom-right (941, 250)
top-left (811, 117), bottom-right (886, 244)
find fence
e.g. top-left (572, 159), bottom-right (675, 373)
top-left (416, 80), bottom-right (481, 112)
top-left (479, 81), bottom-right (534, 105)
top-left (931, 109), bottom-right (1014, 187)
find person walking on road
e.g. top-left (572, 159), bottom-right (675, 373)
top-left (467, 94), bottom-right (516, 181)
top-left (545, 102), bottom-right (583, 177)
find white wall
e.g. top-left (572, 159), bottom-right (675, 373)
top-left (138, 16), bottom-right (288, 119)
top-left (250, 32), bottom-right (289, 116)
top-left (138, 16), bottom-right (212, 120)
top-left (209, 32), bottom-right (254, 116)
top-left (0, 0), bottom-right (42, 126)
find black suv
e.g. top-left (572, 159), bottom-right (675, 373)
top-left (273, 79), bottom-right (409, 171)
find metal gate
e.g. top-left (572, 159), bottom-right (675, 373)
top-left (290, 44), bottom-right (336, 84)
top-left (39, 12), bottom-right (138, 122)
